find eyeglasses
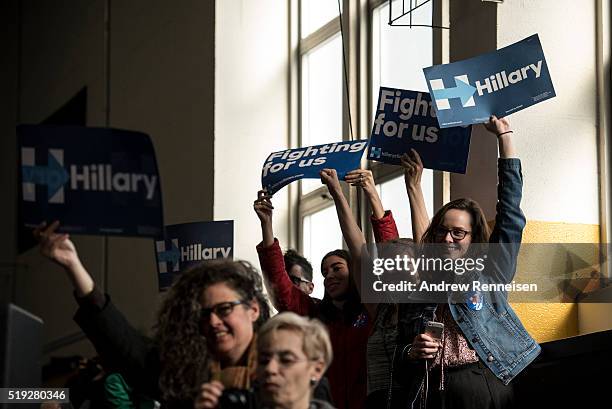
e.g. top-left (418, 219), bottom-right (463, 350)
top-left (200, 300), bottom-right (246, 321)
top-left (289, 275), bottom-right (311, 286)
top-left (433, 227), bottom-right (471, 240)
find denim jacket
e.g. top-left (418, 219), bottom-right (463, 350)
top-left (396, 159), bottom-right (541, 406)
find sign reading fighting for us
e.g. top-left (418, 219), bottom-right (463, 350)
top-left (155, 220), bottom-right (234, 290)
top-left (369, 87), bottom-right (472, 173)
top-left (17, 125), bottom-right (163, 236)
top-left (261, 140), bottom-right (368, 194)
top-left (423, 34), bottom-right (555, 128)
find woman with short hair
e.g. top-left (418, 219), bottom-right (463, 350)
top-left (256, 312), bottom-right (335, 409)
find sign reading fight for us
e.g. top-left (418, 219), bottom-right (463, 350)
top-left (423, 34), bottom-right (556, 128)
top-left (18, 125), bottom-right (163, 236)
top-left (155, 220), bottom-right (234, 290)
top-left (261, 140), bottom-right (368, 194)
top-left (368, 87), bottom-right (472, 174)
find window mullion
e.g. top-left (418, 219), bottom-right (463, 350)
top-left (301, 17), bottom-right (341, 55)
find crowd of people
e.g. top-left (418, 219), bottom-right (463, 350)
top-left (36, 116), bottom-right (540, 409)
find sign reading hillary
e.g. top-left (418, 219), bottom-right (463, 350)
top-left (423, 34), bottom-right (555, 128)
top-left (262, 140), bottom-right (368, 194)
top-left (369, 87), bottom-right (472, 174)
top-left (155, 220), bottom-right (234, 290)
top-left (18, 125), bottom-right (163, 236)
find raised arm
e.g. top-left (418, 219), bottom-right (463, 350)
top-left (320, 169), bottom-right (365, 262)
top-left (484, 116), bottom-right (526, 284)
top-left (254, 189), bottom-right (274, 247)
top-left (34, 221), bottom-right (94, 296)
top-left (34, 222), bottom-right (157, 395)
top-left (345, 169), bottom-right (384, 219)
top-left (487, 115), bottom-right (517, 159)
top-left (320, 169), bottom-right (377, 318)
top-left (253, 191), bottom-right (316, 315)
top-left (401, 149), bottom-right (430, 242)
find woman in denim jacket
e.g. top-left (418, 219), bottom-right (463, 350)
top-left (395, 115), bottom-right (541, 409)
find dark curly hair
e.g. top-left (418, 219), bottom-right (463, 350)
top-left (284, 249), bottom-right (313, 282)
top-left (155, 260), bottom-right (270, 403)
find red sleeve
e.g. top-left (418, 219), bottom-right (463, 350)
top-left (256, 239), bottom-right (317, 316)
top-left (371, 210), bottom-right (400, 242)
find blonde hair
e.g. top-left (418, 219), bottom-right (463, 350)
top-left (257, 312), bottom-right (333, 370)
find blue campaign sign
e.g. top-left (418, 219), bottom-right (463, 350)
top-left (261, 140), bottom-right (368, 194)
top-left (17, 125), bottom-right (163, 236)
top-left (368, 87), bottom-right (472, 174)
top-left (423, 34), bottom-right (555, 128)
top-left (155, 220), bottom-right (234, 290)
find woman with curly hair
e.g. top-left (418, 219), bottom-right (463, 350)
top-left (35, 222), bottom-right (270, 408)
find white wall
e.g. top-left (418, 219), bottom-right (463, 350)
top-left (214, 0), bottom-right (291, 267)
top-left (497, 0), bottom-right (599, 225)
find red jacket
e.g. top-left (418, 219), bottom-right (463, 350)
top-left (256, 211), bottom-right (399, 409)
top-left (371, 210), bottom-right (400, 243)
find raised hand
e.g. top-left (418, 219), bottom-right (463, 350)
top-left (253, 189), bottom-right (274, 227)
top-left (345, 169), bottom-right (385, 220)
top-left (33, 221), bottom-right (94, 296)
top-left (400, 148), bottom-right (423, 190)
top-left (484, 115), bottom-right (511, 136)
top-left (345, 169), bottom-right (376, 195)
top-left (34, 221), bottom-right (80, 270)
top-left (484, 115), bottom-right (517, 159)
top-left (320, 168), bottom-right (342, 196)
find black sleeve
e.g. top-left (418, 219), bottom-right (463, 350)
top-left (312, 376), bottom-right (334, 405)
top-left (73, 288), bottom-right (161, 399)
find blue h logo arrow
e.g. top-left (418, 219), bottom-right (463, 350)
top-left (370, 147), bottom-right (382, 159)
top-left (21, 148), bottom-right (70, 203)
top-left (156, 239), bottom-right (180, 273)
top-left (430, 75), bottom-right (477, 110)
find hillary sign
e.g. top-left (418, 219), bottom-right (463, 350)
top-left (155, 220), bottom-right (234, 290)
top-left (423, 34), bottom-right (556, 128)
top-left (18, 125), bottom-right (163, 237)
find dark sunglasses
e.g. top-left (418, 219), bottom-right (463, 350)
top-left (289, 275), bottom-right (311, 286)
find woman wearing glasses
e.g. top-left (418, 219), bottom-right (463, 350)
top-left (35, 224), bottom-right (270, 408)
top-left (197, 312), bottom-right (335, 409)
top-left (393, 116), bottom-right (540, 409)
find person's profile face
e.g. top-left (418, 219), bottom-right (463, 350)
top-left (288, 264), bottom-right (314, 295)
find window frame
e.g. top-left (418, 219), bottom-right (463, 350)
top-left (292, 0), bottom-right (346, 256)
top-left (291, 0), bottom-right (449, 254)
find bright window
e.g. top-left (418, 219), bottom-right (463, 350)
top-left (302, 206), bottom-right (344, 299)
top-left (301, 34), bottom-right (343, 194)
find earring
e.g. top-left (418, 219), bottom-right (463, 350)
top-left (310, 377), bottom-right (317, 386)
